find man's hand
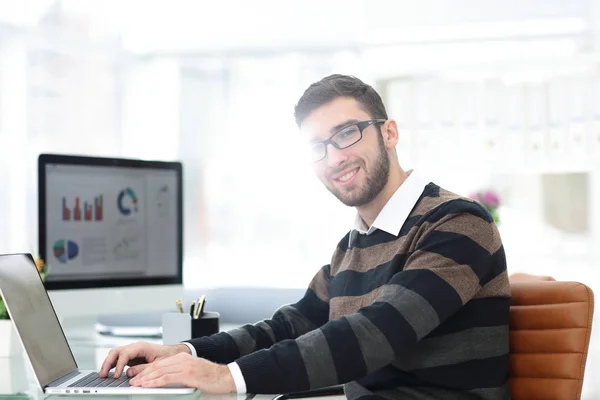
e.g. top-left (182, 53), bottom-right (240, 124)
top-left (99, 342), bottom-right (191, 379)
top-left (128, 353), bottom-right (236, 394)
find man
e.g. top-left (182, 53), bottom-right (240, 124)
top-left (100, 75), bottom-right (511, 399)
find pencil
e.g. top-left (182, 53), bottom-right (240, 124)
top-left (189, 301), bottom-right (196, 318)
top-left (194, 295), bottom-right (206, 319)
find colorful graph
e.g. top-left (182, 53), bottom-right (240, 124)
top-left (117, 188), bottom-right (138, 216)
top-left (113, 233), bottom-right (141, 260)
top-left (62, 197), bottom-right (71, 220)
top-left (84, 201), bottom-right (92, 221)
top-left (53, 239), bottom-right (79, 264)
top-left (94, 195), bottom-right (103, 220)
top-left (62, 195), bottom-right (103, 222)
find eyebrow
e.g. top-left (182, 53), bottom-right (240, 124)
top-left (307, 119), bottom-right (362, 144)
top-left (330, 119), bottom-right (360, 133)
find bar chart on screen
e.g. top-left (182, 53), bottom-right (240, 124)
top-left (62, 195), bottom-right (103, 222)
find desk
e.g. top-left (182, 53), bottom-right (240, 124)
top-left (0, 318), bottom-right (344, 400)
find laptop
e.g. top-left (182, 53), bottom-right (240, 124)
top-left (0, 253), bottom-right (196, 395)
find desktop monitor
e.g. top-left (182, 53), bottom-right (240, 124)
top-left (38, 154), bottom-right (184, 328)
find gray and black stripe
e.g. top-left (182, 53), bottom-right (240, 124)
top-left (186, 183), bottom-right (510, 399)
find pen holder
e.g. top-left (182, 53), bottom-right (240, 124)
top-left (191, 311), bottom-right (220, 338)
top-left (161, 311), bottom-right (220, 345)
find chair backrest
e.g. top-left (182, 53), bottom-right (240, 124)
top-left (509, 281), bottom-right (594, 400)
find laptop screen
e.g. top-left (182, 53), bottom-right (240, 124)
top-left (0, 254), bottom-right (77, 387)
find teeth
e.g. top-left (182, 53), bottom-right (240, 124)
top-left (338, 169), bottom-right (357, 182)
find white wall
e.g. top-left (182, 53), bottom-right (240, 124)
top-left (26, 0), bottom-right (591, 53)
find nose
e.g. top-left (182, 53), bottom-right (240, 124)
top-left (325, 143), bottom-right (348, 167)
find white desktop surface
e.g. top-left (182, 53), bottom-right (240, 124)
top-left (0, 317), bottom-right (345, 400)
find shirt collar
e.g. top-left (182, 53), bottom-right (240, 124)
top-left (351, 170), bottom-right (429, 243)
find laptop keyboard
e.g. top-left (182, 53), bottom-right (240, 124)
top-left (69, 372), bottom-right (131, 388)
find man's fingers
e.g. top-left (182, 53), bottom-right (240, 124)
top-left (113, 348), bottom-right (140, 378)
top-left (131, 363), bottom-right (182, 385)
top-left (100, 343), bottom-right (164, 379)
top-left (138, 373), bottom-right (178, 388)
top-left (126, 363), bottom-right (150, 378)
top-left (130, 354), bottom-right (191, 385)
top-left (136, 353), bottom-right (188, 378)
top-left (99, 348), bottom-right (122, 377)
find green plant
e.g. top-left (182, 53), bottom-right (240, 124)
top-left (0, 298), bottom-right (7, 320)
top-left (0, 258), bottom-right (48, 320)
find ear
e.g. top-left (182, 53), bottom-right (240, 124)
top-left (381, 119), bottom-right (399, 149)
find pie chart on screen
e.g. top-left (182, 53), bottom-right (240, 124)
top-left (53, 239), bottom-right (79, 264)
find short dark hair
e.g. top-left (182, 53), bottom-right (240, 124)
top-left (294, 74), bottom-right (388, 127)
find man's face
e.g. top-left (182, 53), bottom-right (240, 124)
top-left (301, 97), bottom-right (390, 207)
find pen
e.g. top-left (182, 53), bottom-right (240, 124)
top-left (189, 301), bottom-right (196, 318)
top-left (193, 296), bottom-right (202, 319)
top-left (176, 299), bottom-right (184, 314)
top-left (194, 295), bottom-right (206, 319)
top-left (199, 297), bottom-right (206, 316)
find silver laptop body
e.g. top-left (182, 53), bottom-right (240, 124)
top-left (0, 253), bottom-right (195, 395)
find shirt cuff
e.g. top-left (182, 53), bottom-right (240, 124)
top-left (181, 342), bottom-right (197, 357)
top-left (227, 362), bottom-right (247, 393)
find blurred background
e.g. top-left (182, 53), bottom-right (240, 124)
top-left (0, 0), bottom-right (598, 396)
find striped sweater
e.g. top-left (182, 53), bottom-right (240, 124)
top-left (187, 183), bottom-right (511, 399)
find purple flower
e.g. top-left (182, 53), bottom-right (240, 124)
top-left (482, 190), bottom-right (500, 208)
top-left (469, 189), bottom-right (501, 208)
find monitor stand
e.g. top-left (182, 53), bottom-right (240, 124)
top-left (48, 285), bottom-right (185, 338)
top-left (95, 312), bottom-right (168, 337)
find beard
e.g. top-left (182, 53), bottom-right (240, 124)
top-left (326, 136), bottom-right (390, 207)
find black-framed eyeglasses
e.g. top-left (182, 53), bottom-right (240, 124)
top-left (310, 119), bottom-right (387, 163)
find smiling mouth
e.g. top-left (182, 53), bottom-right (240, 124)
top-left (334, 168), bottom-right (359, 185)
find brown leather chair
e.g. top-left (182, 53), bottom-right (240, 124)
top-left (509, 278), bottom-right (594, 400)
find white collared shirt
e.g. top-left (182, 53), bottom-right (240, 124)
top-left (350, 170), bottom-right (429, 245)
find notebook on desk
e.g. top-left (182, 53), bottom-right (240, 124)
top-left (0, 253), bottom-right (195, 396)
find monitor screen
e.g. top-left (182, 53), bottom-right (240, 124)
top-left (38, 154), bottom-right (183, 290)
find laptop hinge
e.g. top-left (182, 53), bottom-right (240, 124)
top-left (46, 369), bottom-right (81, 387)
